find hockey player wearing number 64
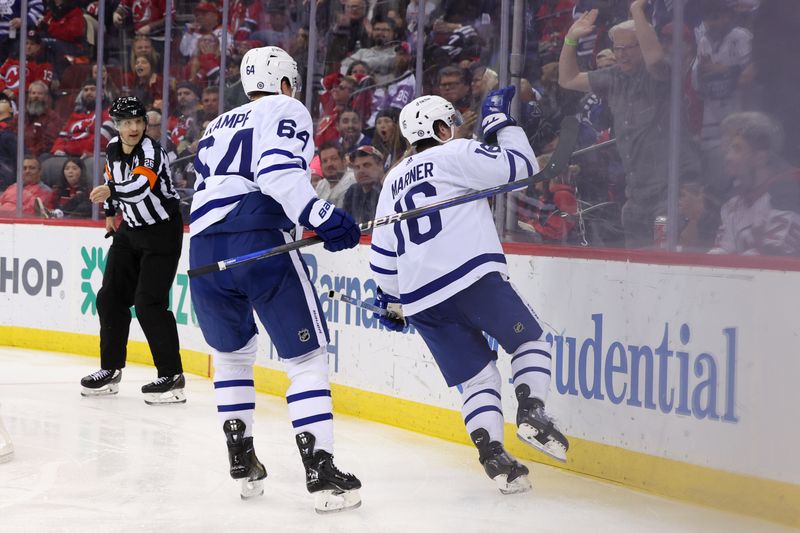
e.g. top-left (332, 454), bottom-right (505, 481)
top-left (188, 46), bottom-right (362, 512)
top-left (369, 88), bottom-right (570, 494)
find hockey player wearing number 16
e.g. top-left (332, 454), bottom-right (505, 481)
top-left (369, 88), bottom-right (570, 494)
top-left (188, 46), bottom-right (362, 512)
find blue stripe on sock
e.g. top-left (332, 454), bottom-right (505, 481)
top-left (510, 349), bottom-right (552, 364)
top-left (214, 379), bottom-right (255, 389)
top-left (217, 402), bottom-right (256, 412)
top-left (291, 412), bottom-right (333, 428)
top-left (464, 388), bottom-right (502, 405)
top-left (512, 367), bottom-right (551, 381)
top-left (286, 389), bottom-right (331, 403)
top-left (464, 405), bottom-right (503, 425)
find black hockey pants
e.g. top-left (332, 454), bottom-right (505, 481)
top-left (97, 215), bottom-right (183, 376)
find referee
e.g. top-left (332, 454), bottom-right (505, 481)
top-left (80, 96), bottom-right (186, 405)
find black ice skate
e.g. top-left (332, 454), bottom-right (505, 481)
top-left (296, 431), bottom-right (361, 514)
top-left (223, 419), bottom-right (267, 500)
top-left (470, 428), bottom-right (531, 495)
top-left (515, 384), bottom-right (569, 462)
top-left (141, 374), bottom-right (186, 405)
top-left (80, 369), bottom-right (122, 397)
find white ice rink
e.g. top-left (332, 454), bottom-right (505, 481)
top-left (0, 347), bottom-right (793, 533)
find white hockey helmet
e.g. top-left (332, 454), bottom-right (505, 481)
top-left (399, 95), bottom-right (464, 145)
top-left (240, 46), bottom-right (301, 98)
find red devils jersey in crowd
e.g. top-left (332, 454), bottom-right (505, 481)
top-left (229, 0), bottom-right (261, 41)
top-left (0, 59), bottom-right (54, 96)
top-left (117, 0), bottom-right (170, 31)
top-left (52, 109), bottom-right (114, 156)
top-left (168, 113), bottom-right (198, 149)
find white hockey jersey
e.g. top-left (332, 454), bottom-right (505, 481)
top-left (369, 126), bottom-right (538, 316)
top-left (189, 95), bottom-right (316, 236)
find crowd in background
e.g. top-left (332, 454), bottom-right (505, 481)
top-left (0, 0), bottom-right (798, 255)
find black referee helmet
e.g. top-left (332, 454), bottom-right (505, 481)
top-left (110, 96), bottom-right (148, 124)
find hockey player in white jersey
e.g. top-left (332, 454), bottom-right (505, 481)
top-left (369, 88), bottom-right (569, 494)
top-left (188, 46), bottom-right (361, 512)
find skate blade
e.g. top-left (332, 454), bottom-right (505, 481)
top-left (144, 389), bottom-right (186, 405)
top-left (517, 425), bottom-right (567, 463)
top-left (313, 489), bottom-right (361, 514)
top-left (240, 478), bottom-right (265, 500)
top-left (81, 384), bottom-right (119, 397)
top-left (494, 473), bottom-right (532, 495)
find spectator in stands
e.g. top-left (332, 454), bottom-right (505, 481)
top-left (251, 0), bottom-right (295, 50)
top-left (168, 81), bottom-right (201, 156)
top-left (19, 80), bottom-right (60, 158)
top-left (40, 0), bottom-right (87, 75)
top-left (340, 15), bottom-right (397, 85)
top-left (315, 140), bottom-right (356, 206)
top-left (710, 112), bottom-right (800, 256)
top-left (38, 156), bottom-right (91, 218)
top-left (92, 64), bottom-right (121, 103)
top-left (0, 156), bottom-right (53, 216)
top-left (222, 54), bottom-right (248, 111)
top-left (52, 78), bottom-right (115, 158)
top-left (130, 34), bottom-right (161, 70)
top-left (436, 65), bottom-right (472, 113)
top-left (678, 181), bottom-right (720, 253)
top-left (369, 42), bottom-right (416, 126)
top-left (0, 92), bottom-right (17, 190)
top-left (127, 54), bottom-right (163, 108)
top-left (342, 145), bottom-right (384, 224)
top-left (188, 33), bottom-right (222, 87)
top-left (659, 23), bottom-right (703, 138)
top-left (0, 31), bottom-right (54, 97)
top-left (229, 0), bottom-right (262, 43)
top-left (751, 0), bottom-right (800, 166)
top-left (113, 0), bottom-right (167, 38)
top-left (338, 108), bottom-right (371, 154)
top-left (692, 0), bottom-right (752, 199)
top-left (199, 86), bottom-right (220, 123)
top-left (325, 0), bottom-right (371, 67)
top-left (0, 0), bottom-right (44, 64)
top-left (693, 0), bottom-right (751, 148)
top-left (315, 74), bottom-right (357, 146)
top-left (436, 65), bottom-right (477, 139)
top-left (517, 153), bottom-right (579, 244)
top-left (559, 4), bottom-right (701, 248)
top-left (180, 1), bottom-right (228, 60)
top-left (470, 64), bottom-right (498, 103)
top-left (144, 109), bottom-right (175, 158)
top-left (371, 107), bottom-right (408, 170)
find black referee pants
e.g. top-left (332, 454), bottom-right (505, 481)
top-left (97, 215), bottom-right (184, 376)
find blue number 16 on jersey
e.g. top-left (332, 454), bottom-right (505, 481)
top-left (393, 182), bottom-right (443, 256)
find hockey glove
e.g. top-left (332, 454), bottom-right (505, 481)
top-left (374, 289), bottom-right (407, 332)
top-left (481, 85), bottom-right (517, 141)
top-left (299, 199), bottom-right (361, 252)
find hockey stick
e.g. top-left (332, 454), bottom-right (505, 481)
top-left (327, 290), bottom-right (404, 321)
top-left (187, 117), bottom-right (579, 278)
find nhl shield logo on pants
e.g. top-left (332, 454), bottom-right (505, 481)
top-left (298, 329), bottom-right (310, 342)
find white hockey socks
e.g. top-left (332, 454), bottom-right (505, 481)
top-left (460, 361), bottom-right (504, 444)
top-left (510, 340), bottom-right (552, 404)
top-left (213, 335), bottom-right (258, 437)
top-left (284, 347), bottom-right (334, 454)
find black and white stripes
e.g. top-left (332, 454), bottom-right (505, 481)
top-left (103, 136), bottom-right (180, 228)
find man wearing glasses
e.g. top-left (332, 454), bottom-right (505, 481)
top-left (558, 1), bottom-right (701, 248)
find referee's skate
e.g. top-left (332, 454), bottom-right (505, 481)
top-left (141, 374), bottom-right (186, 405)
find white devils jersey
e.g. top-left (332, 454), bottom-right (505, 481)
top-left (369, 126), bottom-right (538, 316)
top-left (189, 95), bottom-right (316, 236)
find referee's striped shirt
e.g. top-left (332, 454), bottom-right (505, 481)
top-left (103, 135), bottom-right (180, 228)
